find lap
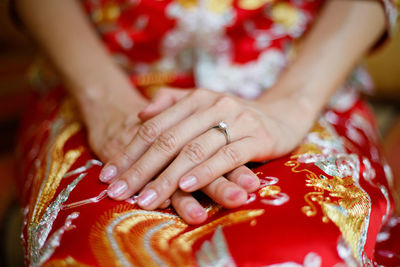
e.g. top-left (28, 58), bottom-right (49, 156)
top-left (17, 88), bottom-right (398, 266)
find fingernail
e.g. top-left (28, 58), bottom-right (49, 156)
top-left (138, 189), bottom-right (158, 207)
top-left (238, 175), bottom-right (257, 190)
top-left (187, 203), bottom-right (206, 219)
top-left (179, 176), bottom-right (197, 190)
top-left (225, 187), bottom-right (245, 201)
top-left (107, 180), bottom-right (127, 198)
top-left (100, 165), bottom-right (117, 183)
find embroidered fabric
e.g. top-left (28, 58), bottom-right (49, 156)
top-left (16, 1), bottom-right (400, 266)
top-left (17, 87), bottom-right (399, 266)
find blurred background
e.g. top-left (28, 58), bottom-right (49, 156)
top-left (0, 1), bottom-right (399, 266)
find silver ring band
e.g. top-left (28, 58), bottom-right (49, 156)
top-left (211, 121), bottom-right (231, 144)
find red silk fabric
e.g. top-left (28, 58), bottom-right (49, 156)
top-left (17, 88), bottom-right (399, 266)
top-left (17, 0), bottom-right (400, 266)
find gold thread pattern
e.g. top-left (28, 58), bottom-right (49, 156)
top-left (31, 144), bottom-right (83, 225)
top-left (238, 0), bottom-right (273, 10)
top-left (208, 0), bottom-right (233, 13)
top-left (90, 205), bottom-right (263, 266)
top-left (26, 98), bottom-right (85, 265)
top-left (177, 0), bottom-right (198, 9)
top-left (29, 99), bottom-right (83, 226)
top-left (43, 256), bottom-right (91, 267)
top-left (285, 160), bottom-right (370, 261)
top-left (271, 3), bottom-right (301, 29)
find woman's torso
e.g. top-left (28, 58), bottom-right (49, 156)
top-left (80, 0), bottom-right (324, 98)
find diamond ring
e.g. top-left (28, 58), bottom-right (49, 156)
top-left (211, 121), bottom-right (231, 144)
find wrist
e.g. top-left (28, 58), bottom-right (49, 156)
top-left (67, 65), bottom-right (144, 106)
top-left (256, 84), bottom-right (322, 134)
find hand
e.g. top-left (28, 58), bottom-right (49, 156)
top-left (100, 87), bottom-right (312, 223)
top-left (77, 84), bottom-right (148, 162)
top-left (95, 87), bottom-right (260, 224)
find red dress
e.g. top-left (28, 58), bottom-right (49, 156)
top-left (17, 0), bottom-right (400, 266)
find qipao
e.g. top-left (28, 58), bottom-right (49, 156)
top-left (17, 0), bottom-right (400, 266)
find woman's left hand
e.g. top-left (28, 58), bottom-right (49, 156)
top-left (100, 87), bottom-right (314, 216)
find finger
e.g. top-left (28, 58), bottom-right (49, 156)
top-left (133, 128), bottom-right (227, 209)
top-left (225, 165), bottom-right (260, 193)
top-left (179, 137), bottom-right (262, 192)
top-left (201, 177), bottom-right (248, 208)
top-left (171, 190), bottom-right (207, 225)
top-left (100, 89), bottom-right (214, 183)
top-left (138, 87), bottom-right (189, 121)
top-left (139, 181), bottom-right (171, 209)
top-left (134, 108), bottom-right (262, 209)
top-left (104, 94), bottom-right (242, 199)
top-left (132, 122), bottom-right (229, 208)
top-left (159, 199), bottom-right (171, 209)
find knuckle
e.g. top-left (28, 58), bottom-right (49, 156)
top-left (214, 95), bottom-right (236, 109)
top-left (216, 179), bottom-right (228, 198)
top-left (124, 124), bottom-right (139, 137)
top-left (160, 176), bottom-right (175, 190)
top-left (192, 88), bottom-right (207, 98)
top-left (182, 142), bottom-right (206, 164)
top-left (137, 121), bottom-right (160, 144)
top-left (221, 145), bottom-right (242, 166)
top-left (207, 177), bottom-right (225, 195)
top-left (112, 136), bottom-right (126, 148)
top-left (124, 166), bottom-right (144, 185)
top-left (103, 139), bottom-right (118, 158)
top-left (154, 132), bottom-right (178, 154)
top-left (203, 164), bottom-right (215, 179)
top-left (237, 110), bottom-right (256, 124)
top-left (119, 150), bottom-right (134, 166)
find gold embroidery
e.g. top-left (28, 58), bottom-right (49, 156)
top-left (258, 185), bottom-right (281, 197)
top-left (285, 160), bottom-right (370, 260)
top-left (271, 3), bottom-right (301, 29)
top-left (30, 126), bottom-right (83, 225)
top-left (90, 205), bottom-right (263, 267)
top-left (177, 0), bottom-right (198, 9)
top-left (58, 97), bottom-right (82, 122)
top-left (238, 0), bottom-right (273, 10)
top-left (27, 98), bottom-right (84, 259)
top-left (292, 143), bottom-right (322, 159)
top-left (43, 256), bottom-right (91, 267)
top-left (92, 3), bottom-right (121, 24)
top-left (208, 0), bottom-right (233, 13)
top-left (291, 121), bottom-right (333, 160)
top-left (171, 209), bottom-right (264, 257)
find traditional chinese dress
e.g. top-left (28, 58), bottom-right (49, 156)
top-left (17, 0), bottom-right (400, 266)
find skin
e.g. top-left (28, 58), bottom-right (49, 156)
top-left (15, 0), bottom-right (259, 223)
top-left (16, 0), bottom-right (385, 224)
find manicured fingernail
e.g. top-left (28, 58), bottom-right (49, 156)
top-left (179, 176), bottom-right (197, 190)
top-left (107, 180), bottom-right (127, 198)
top-left (100, 165), bottom-right (117, 182)
top-left (187, 203), bottom-right (206, 219)
top-left (225, 187), bottom-right (245, 201)
top-left (238, 175), bottom-right (257, 190)
top-left (138, 189), bottom-right (158, 207)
